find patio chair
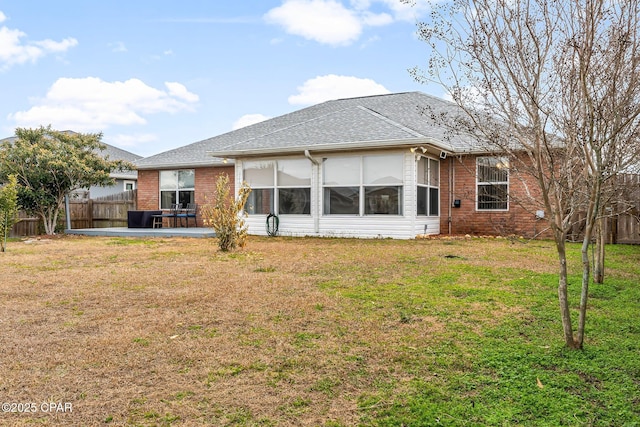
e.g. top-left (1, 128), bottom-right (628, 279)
top-left (177, 203), bottom-right (198, 228)
top-left (152, 203), bottom-right (182, 228)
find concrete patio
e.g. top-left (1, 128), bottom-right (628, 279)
top-left (65, 227), bottom-right (216, 238)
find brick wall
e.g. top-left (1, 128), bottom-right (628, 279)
top-left (194, 166), bottom-right (235, 208)
top-left (136, 166), bottom-right (235, 226)
top-left (441, 155), bottom-right (550, 238)
top-left (137, 169), bottom-right (159, 211)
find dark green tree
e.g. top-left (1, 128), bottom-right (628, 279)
top-left (0, 126), bottom-right (132, 235)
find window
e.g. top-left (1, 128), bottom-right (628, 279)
top-left (277, 159), bottom-right (311, 214)
top-left (323, 155), bottom-right (403, 215)
top-left (476, 157), bottom-right (509, 210)
top-left (124, 180), bottom-right (135, 191)
top-left (243, 159), bottom-right (311, 215)
top-left (417, 157), bottom-right (439, 216)
top-left (160, 170), bottom-right (194, 209)
top-left (323, 157), bottom-right (360, 214)
top-left (244, 161), bottom-right (275, 215)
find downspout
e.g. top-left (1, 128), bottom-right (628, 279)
top-left (304, 150), bottom-right (320, 166)
top-left (448, 156), bottom-right (454, 235)
top-left (304, 150), bottom-right (321, 234)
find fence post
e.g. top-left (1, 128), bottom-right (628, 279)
top-left (88, 199), bottom-right (94, 228)
top-left (65, 195), bottom-right (72, 230)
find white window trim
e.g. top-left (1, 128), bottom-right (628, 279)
top-left (243, 159), bottom-right (311, 216)
top-left (476, 157), bottom-right (509, 212)
top-left (321, 154), bottom-right (404, 217)
top-left (416, 156), bottom-right (440, 217)
top-left (159, 169), bottom-right (195, 210)
top-left (123, 180), bottom-right (136, 191)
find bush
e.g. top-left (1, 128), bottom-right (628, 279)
top-left (201, 174), bottom-right (251, 252)
top-left (0, 175), bottom-right (20, 253)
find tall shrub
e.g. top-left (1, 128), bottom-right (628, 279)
top-left (0, 175), bottom-right (20, 252)
top-left (201, 174), bottom-right (252, 252)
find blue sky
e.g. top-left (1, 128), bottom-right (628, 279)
top-left (0, 0), bottom-right (443, 157)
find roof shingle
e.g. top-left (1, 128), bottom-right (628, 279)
top-left (135, 91), bottom-right (480, 169)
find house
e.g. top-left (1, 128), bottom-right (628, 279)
top-left (0, 132), bottom-right (142, 199)
top-left (87, 143), bottom-right (141, 198)
top-left (136, 92), bottom-right (547, 239)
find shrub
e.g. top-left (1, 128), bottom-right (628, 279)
top-left (201, 174), bottom-right (251, 252)
top-left (0, 175), bottom-right (20, 253)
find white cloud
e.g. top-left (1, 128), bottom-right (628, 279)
top-left (0, 15), bottom-right (77, 70)
top-left (232, 114), bottom-right (271, 130)
top-left (265, 0), bottom-right (362, 46)
top-left (165, 82), bottom-right (199, 103)
top-left (442, 85), bottom-right (485, 108)
top-left (265, 0), bottom-right (428, 46)
top-left (374, 0), bottom-right (425, 22)
top-left (288, 74), bottom-right (390, 105)
top-left (361, 11), bottom-right (393, 26)
top-left (8, 77), bottom-right (199, 131)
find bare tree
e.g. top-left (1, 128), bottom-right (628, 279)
top-left (412, 0), bottom-right (640, 349)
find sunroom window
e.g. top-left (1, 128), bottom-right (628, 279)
top-left (243, 159), bottom-right (311, 215)
top-left (277, 159), bottom-right (311, 214)
top-left (417, 157), bottom-right (439, 216)
top-left (160, 170), bottom-right (194, 209)
top-left (323, 155), bottom-right (403, 215)
top-left (244, 161), bottom-right (275, 215)
top-left (477, 157), bottom-right (509, 210)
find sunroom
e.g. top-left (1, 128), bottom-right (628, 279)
top-left (235, 149), bottom-right (443, 239)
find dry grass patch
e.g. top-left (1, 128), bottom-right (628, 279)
top-left (0, 235), bottom-right (629, 426)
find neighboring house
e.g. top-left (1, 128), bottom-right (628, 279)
top-left (136, 92), bottom-right (548, 239)
top-left (0, 132), bottom-right (141, 199)
top-left (88, 143), bottom-right (141, 199)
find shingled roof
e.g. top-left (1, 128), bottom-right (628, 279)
top-left (135, 91), bottom-right (480, 170)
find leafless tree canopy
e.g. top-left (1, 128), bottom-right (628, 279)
top-left (414, 0), bottom-right (640, 348)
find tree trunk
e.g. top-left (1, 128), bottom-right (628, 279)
top-left (555, 238), bottom-right (577, 348)
top-left (576, 216), bottom-right (597, 349)
top-left (41, 209), bottom-right (56, 235)
top-left (594, 217), bottom-right (605, 284)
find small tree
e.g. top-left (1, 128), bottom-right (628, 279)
top-left (0, 126), bottom-right (131, 235)
top-left (201, 174), bottom-right (252, 252)
top-left (0, 175), bottom-right (20, 252)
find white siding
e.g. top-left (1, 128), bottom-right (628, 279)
top-left (238, 150), bottom-right (442, 239)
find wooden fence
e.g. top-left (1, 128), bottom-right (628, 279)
top-left (9, 190), bottom-right (137, 236)
top-left (10, 211), bottom-right (41, 237)
top-left (612, 214), bottom-right (640, 244)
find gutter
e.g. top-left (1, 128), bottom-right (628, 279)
top-left (135, 159), bottom-right (232, 170)
top-left (206, 137), bottom-right (454, 159)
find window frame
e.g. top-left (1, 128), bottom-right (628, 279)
top-left (159, 169), bottom-right (195, 210)
top-left (243, 159), bottom-right (311, 215)
top-left (416, 156), bottom-right (440, 217)
top-left (244, 161), bottom-right (275, 215)
top-left (322, 154), bottom-right (404, 216)
top-left (476, 156), bottom-right (509, 211)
